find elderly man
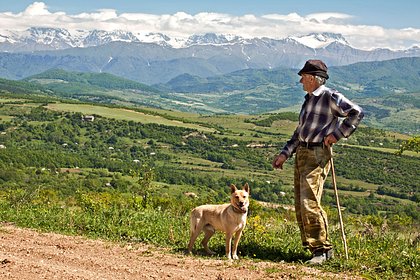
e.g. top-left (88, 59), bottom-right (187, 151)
top-left (272, 59), bottom-right (364, 264)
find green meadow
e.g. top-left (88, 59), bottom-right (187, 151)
top-left (0, 96), bottom-right (418, 279)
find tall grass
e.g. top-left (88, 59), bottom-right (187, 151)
top-left (0, 189), bottom-right (418, 279)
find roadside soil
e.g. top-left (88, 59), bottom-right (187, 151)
top-left (0, 223), bottom-right (363, 280)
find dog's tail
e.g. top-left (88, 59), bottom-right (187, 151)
top-left (190, 208), bottom-right (200, 233)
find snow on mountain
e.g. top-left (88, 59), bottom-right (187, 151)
top-left (185, 33), bottom-right (243, 46)
top-left (1, 28), bottom-right (352, 51)
top-left (135, 32), bottom-right (173, 47)
top-left (0, 28), bottom-right (142, 51)
top-left (0, 27), bottom-right (355, 52)
top-left (22, 27), bottom-right (77, 49)
top-left (0, 28), bottom-right (252, 51)
top-left (134, 32), bottom-right (245, 48)
top-left (82, 30), bottom-right (140, 47)
top-left (290, 33), bottom-right (350, 49)
top-left (403, 45), bottom-right (420, 55)
top-left (0, 34), bottom-right (9, 43)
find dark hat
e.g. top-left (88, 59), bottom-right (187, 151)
top-left (298, 59), bottom-right (329, 79)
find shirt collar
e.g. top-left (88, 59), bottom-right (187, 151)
top-left (311, 85), bottom-right (325, 97)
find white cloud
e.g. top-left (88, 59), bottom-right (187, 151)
top-left (305, 12), bottom-right (353, 24)
top-left (23, 2), bottom-right (51, 16)
top-left (0, 2), bottom-right (419, 50)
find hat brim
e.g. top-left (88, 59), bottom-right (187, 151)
top-left (298, 70), bottom-right (329, 79)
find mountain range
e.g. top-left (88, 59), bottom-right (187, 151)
top-left (0, 27), bottom-right (360, 50)
top-left (1, 28), bottom-right (420, 84)
top-left (0, 27), bottom-right (418, 134)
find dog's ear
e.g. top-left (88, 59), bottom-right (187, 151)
top-left (243, 183), bottom-right (250, 194)
top-left (230, 184), bottom-right (237, 193)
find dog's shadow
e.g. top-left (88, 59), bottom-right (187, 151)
top-left (182, 248), bottom-right (220, 258)
top-left (177, 244), bottom-right (311, 263)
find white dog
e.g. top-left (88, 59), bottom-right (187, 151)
top-left (187, 183), bottom-right (250, 259)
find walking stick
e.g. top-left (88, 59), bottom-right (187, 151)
top-left (329, 146), bottom-right (349, 260)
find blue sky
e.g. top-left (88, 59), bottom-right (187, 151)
top-left (1, 1), bottom-right (420, 50)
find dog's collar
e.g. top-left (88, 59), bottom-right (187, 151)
top-left (231, 204), bottom-right (247, 214)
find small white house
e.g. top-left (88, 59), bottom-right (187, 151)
top-left (82, 115), bottom-right (95, 122)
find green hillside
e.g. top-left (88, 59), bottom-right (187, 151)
top-left (157, 67), bottom-right (297, 93)
top-left (330, 57), bottom-right (420, 96)
top-left (8, 69), bottom-right (175, 109)
top-left (23, 68), bottom-right (161, 92)
top-left (0, 93), bottom-right (418, 279)
top-left (157, 57), bottom-right (420, 132)
top-left (1, 58), bottom-right (419, 133)
top-left (159, 57), bottom-right (420, 96)
top-left (0, 94), bottom-right (417, 210)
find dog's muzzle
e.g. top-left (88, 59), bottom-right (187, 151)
top-left (235, 203), bottom-right (248, 213)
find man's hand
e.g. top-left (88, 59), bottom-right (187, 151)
top-left (272, 153), bottom-right (287, 169)
top-left (323, 134), bottom-right (338, 147)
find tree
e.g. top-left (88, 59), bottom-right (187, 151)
top-left (130, 163), bottom-right (156, 208)
top-left (396, 136), bottom-right (420, 155)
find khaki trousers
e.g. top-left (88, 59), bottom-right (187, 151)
top-left (294, 146), bottom-right (333, 253)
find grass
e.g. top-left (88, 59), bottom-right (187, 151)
top-left (0, 100), bottom-right (414, 208)
top-left (0, 189), bottom-right (418, 280)
top-left (0, 98), bottom-right (27, 103)
top-left (0, 98), bottom-right (418, 279)
top-left (46, 103), bottom-right (215, 132)
top-left (41, 101), bottom-right (416, 204)
top-left (44, 101), bottom-right (415, 160)
top-left (0, 115), bottom-right (14, 122)
top-left (350, 144), bottom-right (420, 158)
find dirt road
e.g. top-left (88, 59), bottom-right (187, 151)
top-left (0, 223), bottom-right (362, 279)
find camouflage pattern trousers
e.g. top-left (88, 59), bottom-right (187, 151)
top-left (294, 145), bottom-right (333, 253)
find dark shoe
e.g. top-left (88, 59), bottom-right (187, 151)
top-left (306, 249), bottom-right (333, 265)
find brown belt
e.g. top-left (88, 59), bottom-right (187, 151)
top-left (299, 141), bottom-right (324, 148)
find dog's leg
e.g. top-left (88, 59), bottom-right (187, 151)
top-left (201, 225), bottom-right (216, 255)
top-left (231, 230), bottom-right (243, 260)
top-left (187, 214), bottom-right (202, 254)
top-left (225, 232), bottom-right (234, 259)
top-left (188, 228), bottom-right (202, 254)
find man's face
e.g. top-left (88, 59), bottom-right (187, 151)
top-left (299, 74), bottom-right (317, 93)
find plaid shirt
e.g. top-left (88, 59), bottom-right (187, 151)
top-left (281, 85), bottom-right (364, 158)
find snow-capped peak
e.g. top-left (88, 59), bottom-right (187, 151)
top-left (0, 28), bottom-right (353, 52)
top-left (184, 33), bottom-right (244, 47)
top-left (290, 32), bottom-right (350, 49)
top-left (21, 27), bottom-right (76, 49)
top-left (82, 29), bottom-right (140, 47)
top-left (135, 32), bottom-right (172, 47)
